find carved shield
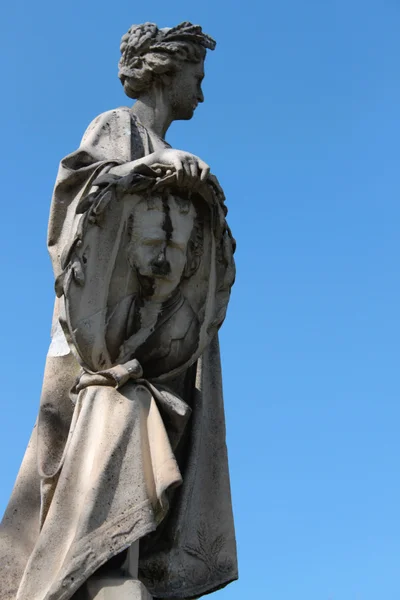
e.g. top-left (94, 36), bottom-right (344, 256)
top-left (57, 168), bottom-right (235, 382)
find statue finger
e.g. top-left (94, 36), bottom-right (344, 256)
top-left (200, 163), bottom-right (210, 182)
top-left (189, 160), bottom-right (198, 179)
top-left (182, 160), bottom-right (192, 178)
top-left (173, 158), bottom-right (183, 184)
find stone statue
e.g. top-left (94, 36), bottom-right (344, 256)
top-left (0, 22), bottom-right (237, 600)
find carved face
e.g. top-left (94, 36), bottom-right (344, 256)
top-left (166, 59), bottom-right (205, 120)
top-left (128, 195), bottom-right (196, 300)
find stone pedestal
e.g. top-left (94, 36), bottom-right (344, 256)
top-left (84, 577), bottom-right (152, 600)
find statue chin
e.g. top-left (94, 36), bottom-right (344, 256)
top-left (135, 270), bottom-right (183, 302)
top-left (174, 106), bottom-right (196, 121)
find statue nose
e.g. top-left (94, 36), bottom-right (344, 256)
top-left (151, 250), bottom-right (171, 276)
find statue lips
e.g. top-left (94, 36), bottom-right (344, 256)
top-left (192, 101), bottom-right (198, 114)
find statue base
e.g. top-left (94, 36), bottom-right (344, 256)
top-left (80, 577), bottom-right (152, 599)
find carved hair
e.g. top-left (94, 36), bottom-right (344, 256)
top-left (118, 21), bottom-right (216, 99)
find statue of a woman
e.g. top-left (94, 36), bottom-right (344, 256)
top-left (0, 22), bottom-right (237, 600)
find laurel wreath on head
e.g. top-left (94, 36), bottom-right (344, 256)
top-left (119, 21), bottom-right (216, 77)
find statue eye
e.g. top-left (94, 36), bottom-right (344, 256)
top-left (142, 239), bottom-right (162, 247)
top-left (168, 240), bottom-right (185, 251)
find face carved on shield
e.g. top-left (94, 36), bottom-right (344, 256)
top-left (127, 194), bottom-right (196, 300)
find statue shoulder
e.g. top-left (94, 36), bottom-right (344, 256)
top-left (80, 106), bottom-right (131, 145)
top-left (79, 106), bottom-right (138, 162)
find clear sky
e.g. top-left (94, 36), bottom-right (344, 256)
top-left (1, 1), bottom-right (400, 599)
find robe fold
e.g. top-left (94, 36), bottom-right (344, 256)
top-left (0, 107), bottom-right (237, 600)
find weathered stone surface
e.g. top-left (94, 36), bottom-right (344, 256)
top-left (0, 21), bottom-right (238, 600)
top-left (81, 578), bottom-right (152, 600)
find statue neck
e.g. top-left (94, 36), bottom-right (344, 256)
top-left (131, 88), bottom-right (173, 140)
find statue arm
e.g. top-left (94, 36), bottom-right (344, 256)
top-left (47, 108), bottom-right (134, 280)
top-left (109, 148), bottom-right (210, 191)
top-left (47, 107), bottom-right (213, 283)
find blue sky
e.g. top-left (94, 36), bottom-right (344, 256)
top-left (1, 1), bottom-right (400, 599)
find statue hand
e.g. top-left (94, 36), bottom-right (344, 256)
top-left (149, 149), bottom-right (210, 187)
top-left (108, 149), bottom-right (210, 189)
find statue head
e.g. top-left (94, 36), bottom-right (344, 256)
top-left (118, 21), bottom-right (216, 120)
top-left (127, 193), bottom-right (203, 301)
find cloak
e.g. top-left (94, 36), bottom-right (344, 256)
top-left (0, 107), bottom-right (237, 600)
